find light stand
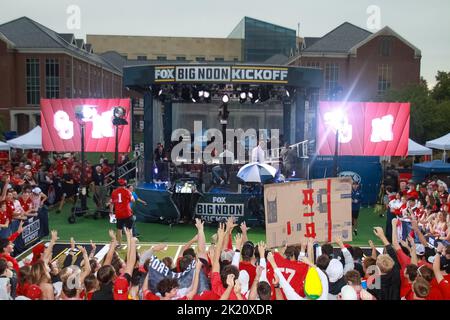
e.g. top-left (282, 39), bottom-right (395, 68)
top-left (333, 128), bottom-right (339, 177)
top-left (113, 107), bottom-right (129, 186)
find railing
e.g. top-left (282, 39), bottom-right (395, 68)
top-left (104, 155), bottom-right (142, 188)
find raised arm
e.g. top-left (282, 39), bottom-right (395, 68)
top-left (124, 228), bottom-right (137, 276)
top-left (220, 274), bottom-right (235, 300)
top-left (103, 230), bottom-right (118, 266)
top-left (181, 234), bottom-right (198, 256)
top-left (248, 265), bottom-right (263, 300)
top-left (43, 230), bottom-right (58, 263)
top-left (186, 259), bottom-right (203, 300)
top-left (240, 222), bottom-right (250, 244)
top-left (407, 236), bottom-right (418, 266)
top-left (89, 240), bottom-right (97, 260)
top-left (432, 254), bottom-right (444, 284)
top-left (368, 240), bottom-right (378, 259)
top-left (267, 252), bottom-right (303, 300)
top-left (391, 218), bottom-right (402, 251)
top-left (195, 219), bottom-right (206, 259)
top-left (77, 245), bottom-right (92, 284)
top-left (232, 233), bottom-right (242, 267)
top-left (212, 223), bottom-right (226, 273)
top-left (411, 218), bottom-right (428, 247)
top-left (335, 236), bottom-right (354, 273)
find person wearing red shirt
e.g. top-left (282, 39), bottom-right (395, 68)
top-left (0, 202), bottom-right (10, 232)
top-left (433, 254), bottom-right (450, 300)
top-left (406, 183), bottom-right (419, 200)
top-left (19, 190), bottom-right (33, 215)
top-left (110, 179), bottom-right (135, 246)
top-left (0, 220), bottom-right (24, 274)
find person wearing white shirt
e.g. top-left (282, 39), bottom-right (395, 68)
top-left (251, 141), bottom-right (266, 163)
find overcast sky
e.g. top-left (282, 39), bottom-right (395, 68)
top-left (2, 0), bottom-right (449, 87)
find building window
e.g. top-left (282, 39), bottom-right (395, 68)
top-left (156, 56), bottom-right (167, 61)
top-left (45, 59), bottom-right (60, 98)
top-left (214, 57), bottom-right (225, 62)
top-left (379, 37), bottom-right (392, 57)
top-left (304, 61), bottom-right (320, 68)
top-left (26, 58), bottom-right (40, 105)
top-left (176, 56), bottom-right (186, 61)
top-left (196, 57), bottom-right (205, 62)
top-left (378, 64), bottom-right (392, 95)
top-left (324, 63), bottom-right (339, 96)
top-left (137, 55), bottom-right (147, 61)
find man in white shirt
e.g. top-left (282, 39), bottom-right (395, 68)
top-left (251, 141), bottom-right (266, 163)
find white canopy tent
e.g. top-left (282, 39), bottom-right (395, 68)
top-left (0, 141), bottom-right (10, 151)
top-left (7, 126), bottom-right (42, 150)
top-left (426, 132), bottom-right (450, 160)
top-left (408, 139), bottom-right (432, 156)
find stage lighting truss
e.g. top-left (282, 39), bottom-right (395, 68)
top-left (75, 105), bottom-right (97, 122)
top-left (150, 84), bottom-right (294, 104)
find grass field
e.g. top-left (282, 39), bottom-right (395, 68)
top-left (44, 198), bottom-right (386, 247)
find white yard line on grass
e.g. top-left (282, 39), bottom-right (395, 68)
top-left (173, 245), bottom-right (183, 262)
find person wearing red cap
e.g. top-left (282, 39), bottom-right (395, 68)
top-left (110, 179), bottom-right (135, 246)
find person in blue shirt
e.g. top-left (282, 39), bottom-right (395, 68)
top-left (351, 181), bottom-right (363, 236)
top-left (128, 185), bottom-right (147, 237)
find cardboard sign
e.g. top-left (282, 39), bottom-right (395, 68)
top-left (264, 178), bottom-right (352, 248)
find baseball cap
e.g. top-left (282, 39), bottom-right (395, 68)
top-left (118, 179), bottom-right (127, 186)
top-left (415, 244), bottom-right (425, 256)
top-left (340, 285), bottom-right (358, 300)
top-left (32, 187), bottom-right (41, 194)
top-left (326, 259), bottom-right (344, 283)
top-left (26, 284), bottom-right (42, 300)
top-left (220, 249), bottom-right (234, 264)
top-left (24, 165), bottom-right (31, 170)
top-left (113, 276), bottom-right (129, 300)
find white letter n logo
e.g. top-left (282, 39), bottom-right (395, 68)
top-left (371, 115), bottom-right (394, 143)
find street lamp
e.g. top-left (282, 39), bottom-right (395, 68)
top-left (112, 107), bottom-right (128, 186)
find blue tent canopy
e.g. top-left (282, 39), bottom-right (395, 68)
top-left (412, 160), bottom-right (450, 183)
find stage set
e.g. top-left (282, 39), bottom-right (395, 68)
top-left (123, 64), bottom-right (322, 226)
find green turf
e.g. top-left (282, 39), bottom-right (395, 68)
top-left (46, 200), bottom-right (385, 246)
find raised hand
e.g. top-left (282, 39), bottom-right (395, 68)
top-left (217, 223), bottom-right (226, 239)
top-left (335, 235), bottom-right (344, 248)
top-left (255, 265), bottom-right (264, 279)
top-left (233, 279), bottom-right (242, 294)
top-left (77, 245), bottom-right (88, 255)
top-left (226, 274), bottom-right (235, 288)
top-left (300, 256), bottom-right (314, 267)
top-left (240, 221), bottom-right (250, 234)
top-left (226, 217), bottom-right (237, 233)
top-left (300, 237), bottom-right (308, 252)
top-left (90, 240), bottom-right (96, 251)
top-left (195, 218), bottom-right (204, 231)
top-left (70, 237), bottom-right (76, 250)
top-left (368, 240), bottom-right (375, 248)
top-left (257, 241), bottom-right (266, 259)
top-left (373, 227), bottom-right (385, 238)
top-left (207, 246), bottom-right (215, 262)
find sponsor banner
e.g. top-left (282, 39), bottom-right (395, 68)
top-left (155, 66), bottom-right (289, 84)
top-left (317, 101), bottom-right (410, 156)
top-left (41, 98), bottom-right (131, 153)
top-left (195, 195), bottom-right (247, 223)
top-left (13, 207), bottom-right (50, 256)
top-left (264, 178), bottom-right (352, 248)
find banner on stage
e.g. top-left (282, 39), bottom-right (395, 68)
top-left (41, 98), bottom-right (131, 152)
top-left (264, 178), bottom-right (352, 248)
top-left (317, 101), bottom-right (410, 156)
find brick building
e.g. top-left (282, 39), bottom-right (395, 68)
top-left (0, 17), bottom-right (123, 135)
top-left (289, 22), bottom-right (421, 102)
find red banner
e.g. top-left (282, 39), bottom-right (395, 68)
top-left (41, 99), bottom-right (131, 153)
top-left (317, 101), bottom-right (410, 156)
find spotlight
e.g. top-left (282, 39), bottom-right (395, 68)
top-left (158, 89), bottom-right (163, 96)
top-left (222, 94), bottom-right (230, 104)
top-left (199, 90), bottom-right (205, 98)
top-left (239, 92), bottom-right (247, 104)
top-left (75, 105), bottom-right (97, 122)
top-left (113, 106), bottom-right (128, 126)
top-left (113, 107), bottom-right (126, 119)
top-left (203, 91), bottom-right (210, 99)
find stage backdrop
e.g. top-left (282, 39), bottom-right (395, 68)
top-left (317, 101), bottom-right (410, 156)
top-left (264, 178), bottom-right (352, 248)
top-left (41, 99), bottom-right (131, 152)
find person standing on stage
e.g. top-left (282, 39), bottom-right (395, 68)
top-left (110, 179), bottom-right (135, 246)
top-left (351, 182), bottom-right (362, 236)
top-left (251, 140), bottom-right (266, 164)
top-left (128, 184), bottom-right (147, 238)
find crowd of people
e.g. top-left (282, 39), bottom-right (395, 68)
top-left (0, 148), bottom-right (449, 301)
top-left (0, 212), bottom-right (449, 300)
top-left (383, 177), bottom-right (450, 244)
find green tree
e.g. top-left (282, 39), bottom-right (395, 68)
top-left (431, 71), bottom-right (450, 102)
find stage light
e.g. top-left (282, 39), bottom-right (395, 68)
top-left (158, 89), bottom-right (163, 96)
top-left (286, 90), bottom-right (290, 97)
top-left (75, 105), bottom-right (97, 122)
top-left (113, 107), bottom-right (128, 126)
top-left (203, 91), bottom-right (210, 99)
top-left (222, 94), bottom-right (230, 104)
top-left (249, 91), bottom-right (258, 104)
top-left (113, 107), bottom-right (126, 119)
top-left (239, 92), bottom-right (247, 103)
top-left (199, 90), bottom-right (205, 97)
